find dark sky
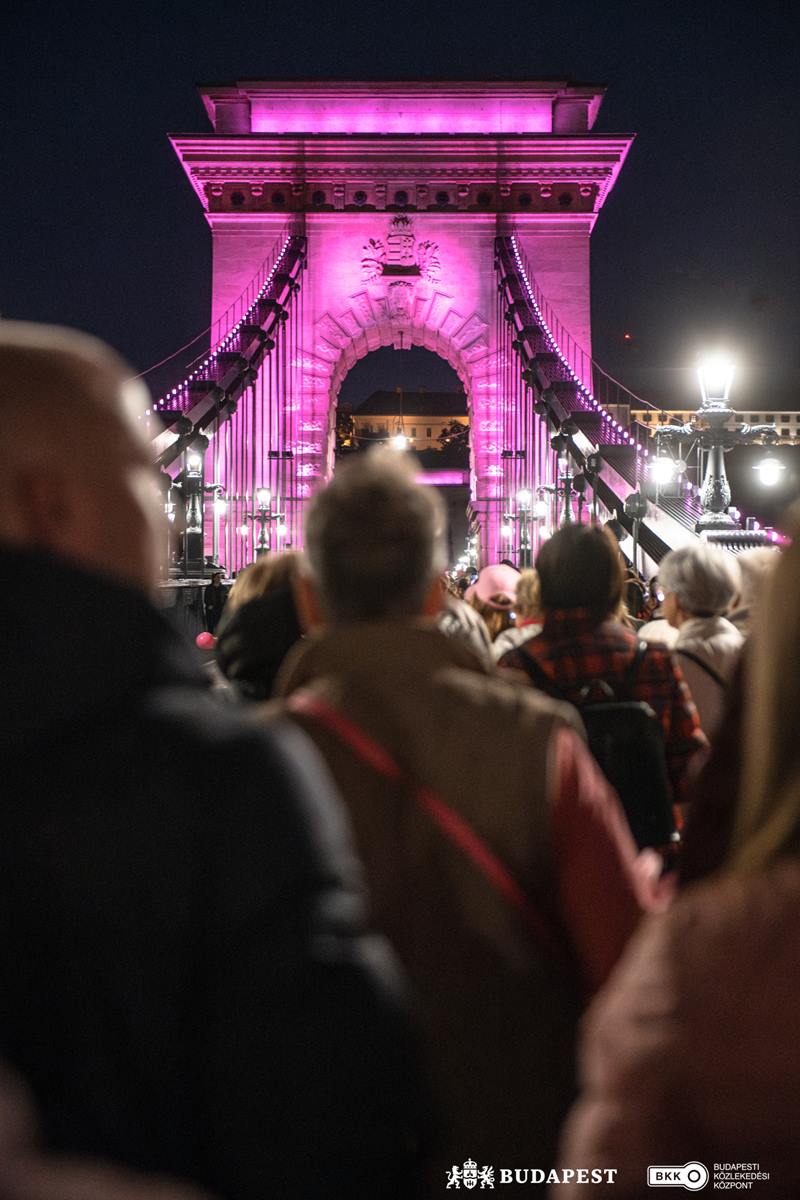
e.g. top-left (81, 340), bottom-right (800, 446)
top-left (3, 0), bottom-right (798, 413)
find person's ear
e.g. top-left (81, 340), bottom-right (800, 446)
top-left (292, 573), bottom-right (325, 632)
top-left (422, 576), bottom-right (444, 618)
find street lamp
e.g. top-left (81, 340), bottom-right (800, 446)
top-left (652, 352), bottom-right (781, 532)
top-left (754, 456), bottom-right (786, 487)
top-left (698, 354), bottom-right (735, 406)
top-left (241, 487), bottom-right (286, 558)
top-left (183, 446), bottom-right (206, 576)
top-left (502, 488), bottom-right (534, 568)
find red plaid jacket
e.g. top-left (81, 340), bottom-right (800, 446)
top-left (500, 608), bottom-right (705, 792)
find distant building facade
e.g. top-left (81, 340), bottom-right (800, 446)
top-left (351, 389), bottom-right (468, 450)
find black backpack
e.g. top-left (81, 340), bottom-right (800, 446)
top-left (516, 642), bottom-right (678, 851)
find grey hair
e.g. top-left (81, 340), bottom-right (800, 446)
top-left (304, 447), bottom-right (447, 623)
top-left (659, 541), bottom-right (741, 617)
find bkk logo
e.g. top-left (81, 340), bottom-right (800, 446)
top-left (647, 1162), bottom-right (709, 1190)
top-left (445, 1160), bottom-right (618, 1188)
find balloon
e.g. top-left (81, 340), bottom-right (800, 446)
top-left (195, 631), bottom-right (216, 650)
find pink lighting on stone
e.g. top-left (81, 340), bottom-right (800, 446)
top-left (416, 470), bottom-right (470, 487)
top-left (200, 81), bottom-right (607, 136)
top-left (168, 80), bottom-right (633, 565)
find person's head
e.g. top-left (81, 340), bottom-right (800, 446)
top-left (515, 569), bottom-right (541, 621)
top-left (0, 322), bottom-right (162, 592)
top-left (658, 542), bottom-right (741, 628)
top-left (226, 551), bottom-right (302, 613)
top-left (302, 448), bottom-right (446, 625)
top-left (463, 564), bottom-right (519, 640)
top-left (727, 530), bottom-right (796, 873)
top-left (215, 551), bottom-right (304, 700)
top-left (535, 524), bottom-right (625, 625)
top-left (210, 571), bottom-right (223, 585)
top-left (731, 546), bottom-right (780, 617)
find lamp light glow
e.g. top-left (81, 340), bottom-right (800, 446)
top-left (754, 456), bottom-right (785, 487)
top-left (698, 354), bottom-right (736, 405)
top-left (516, 488), bottom-right (532, 507)
top-left (648, 455), bottom-right (678, 486)
top-left (500, 524), bottom-right (514, 539)
top-left (256, 487), bottom-right (271, 506)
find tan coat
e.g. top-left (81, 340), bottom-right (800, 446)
top-left (265, 622), bottom-right (644, 1178)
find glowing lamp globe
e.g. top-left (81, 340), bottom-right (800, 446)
top-left (648, 455), bottom-right (678, 486)
top-left (698, 354), bottom-right (735, 405)
top-left (754, 456), bottom-right (785, 487)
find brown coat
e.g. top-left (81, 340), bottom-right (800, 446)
top-left (265, 622), bottom-right (643, 1177)
top-left (558, 859), bottom-right (800, 1198)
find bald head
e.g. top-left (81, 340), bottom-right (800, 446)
top-left (0, 322), bottom-right (163, 591)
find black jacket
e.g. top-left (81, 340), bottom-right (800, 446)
top-left (0, 547), bottom-right (425, 1198)
top-left (215, 585), bottom-right (303, 701)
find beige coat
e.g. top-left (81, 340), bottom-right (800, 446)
top-left (265, 622), bottom-right (644, 1179)
top-left (673, 615), bottom-right (743, 740)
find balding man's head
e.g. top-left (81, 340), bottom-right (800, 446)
top-left (0, 322), bottom-right (163, 592)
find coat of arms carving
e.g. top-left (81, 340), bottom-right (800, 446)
top-left (361, 214), bottom-right (441, 283)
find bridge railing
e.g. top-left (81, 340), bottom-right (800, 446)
top-left (509, 235), bottom-right (664, 427)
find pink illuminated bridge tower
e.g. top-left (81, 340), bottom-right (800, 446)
top-left (156, 81), bottom-right (633, 572)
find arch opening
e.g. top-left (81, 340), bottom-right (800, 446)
top-left (333, 346), bottom-right (471, 564)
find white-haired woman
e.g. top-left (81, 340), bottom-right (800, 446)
top-left (659, 542), bottom-right (743, 740)
top-left (556, 523), bottom-right (799, 1195)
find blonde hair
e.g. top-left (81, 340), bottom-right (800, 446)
top-left (226, 551), bottom-right (302, 613)
top-left (467, 593), bottom-right (515, 641)
top-left (727, 532), bottom-right (796, 873)
top-left (515, 569), bottom-right (541, 620)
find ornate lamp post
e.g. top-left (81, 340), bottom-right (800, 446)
top-left (501, 488), bottom-right (534, 568)
top-left (204, 483), bottom-right (227, 569)
top-left (649, 354), bottom-right (781, 532)
top-left (241, 488), bottom-right (286, 558)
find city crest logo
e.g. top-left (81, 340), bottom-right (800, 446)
top-left (447, 1159), bottom-right (495, 1189)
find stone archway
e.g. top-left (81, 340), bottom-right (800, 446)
top-left (171, 80), bottom-right (632, 563)
top-left (294, 210), bottom-right (507, 558)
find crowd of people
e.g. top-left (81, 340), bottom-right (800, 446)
top-left (1, 320), bottom-right (794, 1197)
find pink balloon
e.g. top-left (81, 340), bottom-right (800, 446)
top-left (195, 631), bottom-right (216, 650)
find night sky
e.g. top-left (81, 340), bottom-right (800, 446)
top-left (3, 0), bottom-right (798, 420)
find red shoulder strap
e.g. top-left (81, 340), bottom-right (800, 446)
top-left (287, 689), bottom-right (566, 964)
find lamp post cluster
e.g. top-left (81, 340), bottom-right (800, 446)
top-left (240, 488), bottom-right (287, 557)
top-left (647, 356), bottom-right (786, 532)
top-left (500, 489), bottom-right (549, 568)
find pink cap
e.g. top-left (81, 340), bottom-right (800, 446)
top-left (464, 564), bottom-right (520, 610)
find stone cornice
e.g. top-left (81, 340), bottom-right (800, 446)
top-left (171, 134), bottom-right (634, 214)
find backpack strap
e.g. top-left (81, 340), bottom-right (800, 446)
top-left (675, 648), bottom-right (727, 690)
top-left (510, 649), bottom-right (568, 701)
top-left (622, 638), bottom-right (648, 695)
top-left (286, 689), bottom-right (567, 965)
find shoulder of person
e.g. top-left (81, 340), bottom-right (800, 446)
top-left (436, 664), bottom-right (586, 742)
